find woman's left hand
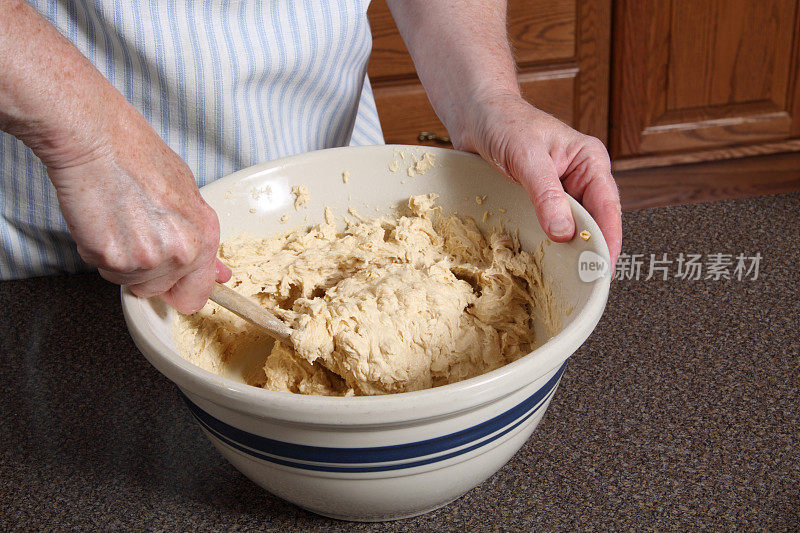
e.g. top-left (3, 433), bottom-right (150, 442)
top-left (453, 92), bottom-right (622, 266)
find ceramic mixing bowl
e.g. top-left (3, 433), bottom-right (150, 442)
top-left (122, 145), bottom-right (611, 521)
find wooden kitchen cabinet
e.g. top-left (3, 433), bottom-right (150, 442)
top-left (369, 0), bottom-right (578, 80)
top-left (370, 69), bottom-right (578, 146)
top-left (367, 0), bottom-right (611, 145)
top-left (367, 1), bottom-right (800, 206)
top-left (611, 0), bottom-right (800, 169)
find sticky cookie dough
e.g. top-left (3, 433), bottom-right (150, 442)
top-left (174, 194), bottom-right (555, 396)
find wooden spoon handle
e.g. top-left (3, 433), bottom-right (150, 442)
top-left (209, 282), bottom-right (294, 347)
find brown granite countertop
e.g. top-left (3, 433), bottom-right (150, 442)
top-left (1, 193), bottom-right (798, 531)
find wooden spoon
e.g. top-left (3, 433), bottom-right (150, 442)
top-left (209, 282), bottom-right (294, 347)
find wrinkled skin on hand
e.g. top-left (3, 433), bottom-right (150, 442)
top-left (0, 0), bottom-right (231, 312)
top-left (455, 93), bottom-right (622, 266)
top-left (45, 105), bottom-right (231, 313)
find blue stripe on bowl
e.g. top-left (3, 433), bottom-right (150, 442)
top-left (183, 363), bottom-right (565, 463)
top-left (188, 383), bottom-right (559, 473)
top-left (180, 362), bottom-right (566, 473)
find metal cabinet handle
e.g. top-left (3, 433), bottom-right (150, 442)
top-left (418, 131), bottom-right (451, 144)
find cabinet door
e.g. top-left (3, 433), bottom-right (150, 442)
top-left (611, 0), bottom-right (800, 160)
top-left (367, 0), bottom-right (611, 145)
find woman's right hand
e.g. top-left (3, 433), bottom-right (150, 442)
top-left (46, 102), bottom-right (231, 314)
top-left (1, 0), bottom-right (230, 313)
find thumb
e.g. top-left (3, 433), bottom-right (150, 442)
top-left (511, 151), bottom-right (575, 242)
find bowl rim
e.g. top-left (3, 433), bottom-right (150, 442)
top-left (121, 145), bottom-right (611, 426)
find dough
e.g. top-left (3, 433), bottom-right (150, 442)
top-left (291, 185), bottom-right (309, 210)
top-left (174, 194), bottom-right (554, 396)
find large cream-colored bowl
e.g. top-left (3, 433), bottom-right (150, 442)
top-left (121, 145), bottom-right (611, 521)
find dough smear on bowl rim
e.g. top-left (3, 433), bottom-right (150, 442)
top-left (173, 194), bottom-right (555, 396)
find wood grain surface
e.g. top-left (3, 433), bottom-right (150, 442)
top-left (611, 0), bottom-right (800, 158)
top-left (367, 0), bottom-right (577, 82)
top-left (576, 0), bottom-right (612, 143)
top-left (366, 0), bottom-right (800, 206)
top-left (367, 0), bottom-right (610, 144)
top-left (373, 68), bottom-right (578, 145)
top-left (615, 151), bottom-right (800, 210)
top-left (612, 138), bottom-right (800, 171)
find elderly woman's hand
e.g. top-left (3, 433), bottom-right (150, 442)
top-left (0, 0), bottom-right (231, 313)
top-left (44, 99), bottom-right (232, 313)
top-left (453, 92), bottom-right (622, 266)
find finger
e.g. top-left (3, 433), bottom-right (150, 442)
top-left (579, 172), bottom-right (622, 266)
top-left (159, 258), bottom-right (217, 314)
top-left (127, 271), bottom-right (185, 299)
top-left (94, 246), bottom-right (184, 286)
top-left (97, 267), bottom-right (137, 286)
top-left (97, 263), bottom-right (175, 286)
top-left (215, 258), bottom-right (232, 283)
top-left (512, 154), bottom-right (575, 242)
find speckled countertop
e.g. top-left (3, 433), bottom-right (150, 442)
top-left (2, 193), bottom-right (798, 531)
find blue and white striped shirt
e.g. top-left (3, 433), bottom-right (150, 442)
top-left (1, 0), bottom-right (384, 279)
